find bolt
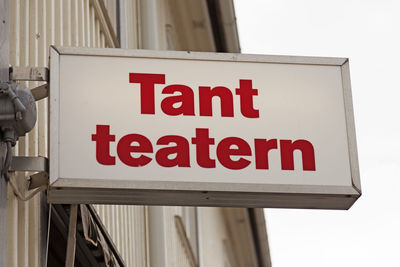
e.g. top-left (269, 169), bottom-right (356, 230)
top-left (16, 112), bottom-right (22, 121)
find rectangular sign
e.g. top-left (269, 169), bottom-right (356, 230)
top-left (48, 46), bottom-right (361, 209)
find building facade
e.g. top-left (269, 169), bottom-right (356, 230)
top-left (3, 1), bottom-right (271, 266)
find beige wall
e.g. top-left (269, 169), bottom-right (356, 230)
top-left (138, 2), bottom-right (250, 267)
top-left (7, 1), bottom-right (259, 267)
top-left (8, 1), bottom-right (123, 266)
top-left (198, 208), bottom-right (234, 267)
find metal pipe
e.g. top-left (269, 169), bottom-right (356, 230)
top-left (139, 0), bottom-right (165, 50)
top-left (2, 141), bottom-right (12, 181)
top-left (65, 204), bottom-right (78, 267)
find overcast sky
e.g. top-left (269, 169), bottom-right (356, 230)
top-left (234, 0), bottom-right (400, 266)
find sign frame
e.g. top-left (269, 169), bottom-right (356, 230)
top-left (48, 46), bottom-right (361, 209)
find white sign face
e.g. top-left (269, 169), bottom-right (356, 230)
top-left (48, 46), bottom-right (361, 209)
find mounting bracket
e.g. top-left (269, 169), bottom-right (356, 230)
top-left (9, 66), bottom-right (50, 101)
top-left (9, 156), bottom-right (49, 190)
top-left (10, 156), bottom-right (48, 172)
top-left (9, 66), bottom-right (49, 81)
top-left (1, 66), bottom-right (50, 194)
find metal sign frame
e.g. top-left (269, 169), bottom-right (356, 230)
top-left (48, 46), bottom-right (361, 209)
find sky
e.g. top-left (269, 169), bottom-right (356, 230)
top-left (234, 0), bottom-right (400, 266)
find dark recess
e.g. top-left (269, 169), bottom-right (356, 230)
top-left (206, 0), bottom-right (227, 52)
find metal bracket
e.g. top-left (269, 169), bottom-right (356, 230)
top-left (28, 171), bottom-right (49, 190)
top-left (9, 156), bottom-right (49, 190)
top-left (31, 83), bottom-right (48, 101)
top-left (9, 66), bottom-right (49, 100)
top-left (10, 156), bottom-right (48, 172)
top-left (9, 66), bottom-right (49, 82)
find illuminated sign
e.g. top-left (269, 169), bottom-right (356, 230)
top-left (48, 46), bottom-right (361, 209)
